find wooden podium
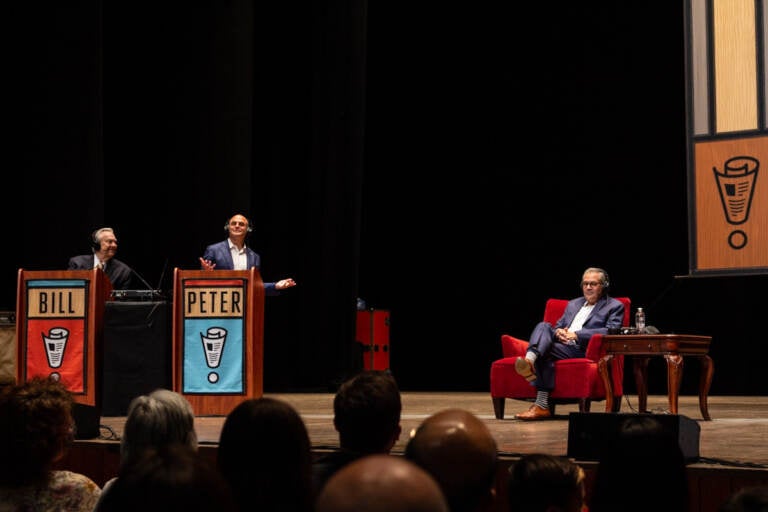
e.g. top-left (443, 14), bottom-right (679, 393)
top-left (172, 268), bottom-right (265, 416)
top-left (16, 268), bottom-right (112, 437)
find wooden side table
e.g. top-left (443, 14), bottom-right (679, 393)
top-left (598, 334), bottom-right (714, 420)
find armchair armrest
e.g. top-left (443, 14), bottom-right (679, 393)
top-left (584, 333), bottom-right (606, 361)
top-left (500, 335), bottom-right (529, 358)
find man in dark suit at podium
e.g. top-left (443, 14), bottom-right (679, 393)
top-left (199, 213), bottom-right (296, 296)
top-left (68, 226), bottom-right (134, 290)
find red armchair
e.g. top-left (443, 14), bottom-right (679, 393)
top-left (490, 297), bottom-right (631, 419)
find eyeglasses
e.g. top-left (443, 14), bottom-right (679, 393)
top-left (581, 281), bottom-right (602, 287)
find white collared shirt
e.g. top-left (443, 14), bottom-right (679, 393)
top-left (569, 302), bottom-right (595, 332)
top-left (228, 240), bottom-right (248, 270)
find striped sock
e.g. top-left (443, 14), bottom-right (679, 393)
top-left (535, 390), bottom-right (549, 410)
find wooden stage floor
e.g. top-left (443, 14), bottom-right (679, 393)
top-left (63, 392), bottom-right (767, 512)
top-left (97, 392), bottom-right (768, 469)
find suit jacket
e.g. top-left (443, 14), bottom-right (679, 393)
top-left (555, 295), bottom-right (625, 351)
top-left (201, 240), bottom-right (278, 295)
top-left (67, 254), bottom-right (134, 291)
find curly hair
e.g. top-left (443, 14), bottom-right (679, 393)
top-left (0, 376), bottom-right (75, 486)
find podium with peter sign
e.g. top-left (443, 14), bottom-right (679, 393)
top-left (172, 268), bottom-right (264, 416)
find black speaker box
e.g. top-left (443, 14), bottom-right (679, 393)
top-left (72, 402), bottom-right (101, 439)
top-left (567, 413), bottom-right (701, 462)
top-left (102, 301), bottom-right (171, 416)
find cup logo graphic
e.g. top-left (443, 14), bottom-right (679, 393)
top-left (42, 327), bottom-right (69, 368)
top-left (200, 327), bottom-right (227, 384)
top-left (713, 156), bottom-right (760, 250)
top-left (713, 156), bottom-right (759, 225)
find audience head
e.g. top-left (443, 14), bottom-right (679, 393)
top-left (316, 454), bottom-right (449, 512)
top-left (718, 485), bottom-right (768, 512)
top-left (120, 388), bottom-right (197, 464)
top-left (405, 407), bottom-right (498, 512)
top-left (589, 415), bottom-right (688, 512)
top-left (0, 376), bottom-right (75, 486)
top-left (507, 453), bottom-right (586, 512)
top-left (94, 443), bottom-right (236, 512)
top-left (333, 369), bottom-right (402, 453)
top-left (218, 397), bottom-right (314, 512)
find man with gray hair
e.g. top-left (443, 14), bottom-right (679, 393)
top-left (68, 226), bottom-right (134, 290)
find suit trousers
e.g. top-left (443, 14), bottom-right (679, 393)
top-left (527, 321), bottom-right (586, 391)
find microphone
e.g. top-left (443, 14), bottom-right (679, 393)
top-left (131, 267), bottom-right (155, 291)
top-left (155, 258), bottom-right (169, 295)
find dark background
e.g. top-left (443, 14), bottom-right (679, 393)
top-left (5, 2), bottom-right (766, 397)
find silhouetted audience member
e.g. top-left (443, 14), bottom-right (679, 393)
top-left (316, 454), bottom-right (449, 512)
top-left (0, 376), bottom-right (101, 511)
top-left (405, 408), bottom-right (498, 512)
top-left (93, 443), bottom-right (237, 512)
top-left (218, 397), bottom-right (314, 512)
top-left (507, 453), bottom-right (586, 512)
top-left (718, 485), bottom-right (768, 512)
top-left (96, 388), bottom-right (198, 504)
top-left (589, 415), bottom-right (688, 512)
top-left (312, 370), bottom-right (402, 497)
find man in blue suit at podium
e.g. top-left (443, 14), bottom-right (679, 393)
top-left (199, 213), bottom-right (296, 296)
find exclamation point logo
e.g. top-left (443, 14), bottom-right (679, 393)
top-left (713, 156), bottom-right (759, 250)
top-left (42, 327), bottom-right (69, 380)
top-left (200, 327), bottom-right (227, 384)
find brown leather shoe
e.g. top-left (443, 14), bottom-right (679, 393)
top-left (515, 404), bottom-right (551, 421)
top-left (514, 357), bottom-right (536, 382)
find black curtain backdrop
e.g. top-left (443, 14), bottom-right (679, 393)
top-left (5, 2), bottom-right (766, 397)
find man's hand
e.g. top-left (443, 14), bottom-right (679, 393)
top-left (275, 278), bottom-right (297, 290)
top-left (555, 328), bottom-right (576, 343)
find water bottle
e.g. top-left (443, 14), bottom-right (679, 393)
top-left (635, 307), bottom-right (646, 334)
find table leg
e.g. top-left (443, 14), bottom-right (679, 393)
top-left (699, 355), bottom-right (714, 420)
top-left (598, 355), bottom-right (614, 412)
top-left (665, 354), bottom-right (683, 414)
top-left (633, 356), bottom-right (650, 413)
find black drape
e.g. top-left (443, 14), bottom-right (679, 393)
top-left (4, 2), bottom-right (766, 395)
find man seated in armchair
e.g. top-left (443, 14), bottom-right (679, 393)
top-left (513, 267), bottom-right (625, 420)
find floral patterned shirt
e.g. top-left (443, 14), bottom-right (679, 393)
top-left (0, 470), bottom-right (101, 512)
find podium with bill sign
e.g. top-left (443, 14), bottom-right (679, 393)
top-left (15, 268), bottom-right (112, 438)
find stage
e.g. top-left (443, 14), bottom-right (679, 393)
top-left (63, 392), bottom-right (768, 512)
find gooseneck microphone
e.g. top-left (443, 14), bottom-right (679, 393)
top-left (130, 267), bottom-right (155, 291)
